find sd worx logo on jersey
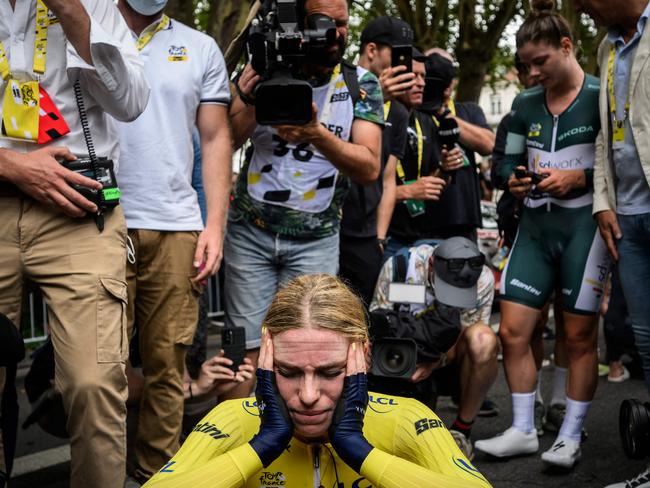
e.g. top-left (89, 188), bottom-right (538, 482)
top-left (367, 395), bottom-right (398, 413)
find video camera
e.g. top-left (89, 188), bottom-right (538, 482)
top-left (246, 0), bottom-right (337, 125)
top-left (368, 302), bottom-right (461, 380)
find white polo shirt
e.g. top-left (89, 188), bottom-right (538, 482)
top-left (117, 17), bottom-right (230, 231)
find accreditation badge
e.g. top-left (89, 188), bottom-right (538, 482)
top-left (613, 120), bottom-right (625, 144)
top-left (2, 79), bottom-right (40, 142)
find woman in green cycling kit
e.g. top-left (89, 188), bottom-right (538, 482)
top-left (474, 0), bottom-right (610, 469)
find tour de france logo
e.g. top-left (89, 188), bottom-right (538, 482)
top-left (168, 45), bottom-right (188, 62)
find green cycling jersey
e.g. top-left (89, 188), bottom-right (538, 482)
top-left (500, 74), bottom-right (601, 209)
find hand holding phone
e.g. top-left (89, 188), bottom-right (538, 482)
top-left (514, 167), bottom-right (548, 185)
top-left (391, 45), bottom-right (412, 73)
top-left (221, 327), bottom-right (246, 373)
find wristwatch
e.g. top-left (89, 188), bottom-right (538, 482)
top-left (377, 237), bottom-right (389, 251)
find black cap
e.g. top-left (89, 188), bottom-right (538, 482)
top-left (412, 46), bottom-right (427, 63)
top-left (361, 16), bottom-right (413, 47)
top-left (425, 53), bottom-right (457, 88)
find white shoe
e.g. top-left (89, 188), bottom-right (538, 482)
top-left (541, 436), bottom-right (581, 468)
top-left (474, 426), bottom-right (538, 458)
top-left (608, 365), bottom-right (631, 383)
top-left (604, 464), bottom-right (650, 487)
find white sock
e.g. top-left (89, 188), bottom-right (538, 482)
top-left (558, 397), bottom-right (590, 442)
top-left (550, 366), bottom-right (567, 406)
top-left (535, 371), bottom-right (543, 403)
top-left (512, 391), bottom-right (536, 434)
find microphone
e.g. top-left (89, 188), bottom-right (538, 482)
top-left (437, 116), bottom-right (460, 150)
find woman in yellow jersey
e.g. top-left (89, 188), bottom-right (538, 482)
top-left (144, 274), bottom-right (491, 488)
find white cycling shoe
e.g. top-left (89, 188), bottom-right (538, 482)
top-left (474, 426), bottom-right (538, 458)
top-left (541, 436), bottom-right (581, 468)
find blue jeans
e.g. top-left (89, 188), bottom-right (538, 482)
top-left (223, 216), bottom-right (340, 349)
top-left (616, 213), bottom-right (650, 394)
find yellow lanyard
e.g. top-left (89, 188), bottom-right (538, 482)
top-left (0, 0), bottom-right (50, 80)
top-left (447, 98), bottom-right (456, 116)
top-left (607, 44), bottom-right (630, 125)
top-left (383, 101), bottom-right (391, 120)
top-left (396, 116), bottom-right (423, 180)
top-left (136, 15), bottom-right (170, 51)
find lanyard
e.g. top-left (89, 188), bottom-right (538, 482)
top-left (383, 101), bottom-right (391, 120)
top-left (136, 14), bottom-right (170, 51)
top-left (396, 115), bottom-right (423, 180)
top-left (318, 63), bottom-right (341, 125)
top-left (447, 98), bottom-right (456, 117)
top-left (0, 0), bottom-right (50, 80)
top-left (607, 44), bottom-right (630, 125)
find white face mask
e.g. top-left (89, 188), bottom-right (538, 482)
top-left (125, 0), bottom-right (168, 16)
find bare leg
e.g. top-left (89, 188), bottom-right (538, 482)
top-left (531, 301), bottom-right (551, 371)
top-left (554, 298), bottom-right (569, 369)
top-left (217, 349), bottom-right (259, 401)
top-left (563, 312), bottom-right (599, 401)
top-left (453, 323), bottom-right (499, 422)
top-left (499, 301), bottom-right (542, 393)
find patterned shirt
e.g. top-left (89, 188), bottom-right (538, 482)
top-left (370, 244), bottom-right (495, 328)
top-left (231, 68), bottom-right (384, 239)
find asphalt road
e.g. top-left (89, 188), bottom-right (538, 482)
top-left (6, 318), bottom-right (649, 488)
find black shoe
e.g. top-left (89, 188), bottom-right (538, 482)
top-left (478, 398), bottom-right (499, 417)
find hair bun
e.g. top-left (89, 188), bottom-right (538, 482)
top-left (531, 0), bottom-right (555, 13)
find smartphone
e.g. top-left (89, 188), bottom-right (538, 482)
top-left (221, 327), bottom-right (246, 373)
top-left (391, 45), bottom-right (412, 72)
top-left (388, 283), bottom-right (426, 304)
top-left (514, 167), bottom-right (547, 185)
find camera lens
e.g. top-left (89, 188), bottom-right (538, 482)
top-left (385, 347), bottom-right (407, 374)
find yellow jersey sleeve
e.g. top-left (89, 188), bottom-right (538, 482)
top-left (143, 399), bottom-right (263, 488)
top-left (361, 395), bottom-right (492, 488)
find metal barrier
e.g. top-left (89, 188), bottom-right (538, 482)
top-left (21, 274), bottom-right (225, 343)
top-left (21, 290), bottom-right (49, 345)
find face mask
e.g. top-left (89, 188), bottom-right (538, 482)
top-left (126, 0), bottom-right (168, 16)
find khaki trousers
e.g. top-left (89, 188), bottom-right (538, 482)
top-left (126, 230), bottom-right (200, 480)
top-left (0, 197), bottom-right (128, 488)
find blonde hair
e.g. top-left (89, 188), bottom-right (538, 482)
top-left (262, 274), bottom-right (369, 343)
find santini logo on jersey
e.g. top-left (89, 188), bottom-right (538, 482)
top-left (414, 418), bottom-right (445, 435)
top-left (191, 422), bottom-right (229, 440)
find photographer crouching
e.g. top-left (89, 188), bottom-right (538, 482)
top-left (369, 237), bottom-right (498, 460)
top-left (0, 1), bottom-right (149, 487)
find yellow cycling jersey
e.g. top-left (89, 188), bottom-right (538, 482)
top-left (144, 392), bottom-right (492, 488)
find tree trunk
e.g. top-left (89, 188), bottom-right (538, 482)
top-left (164, 0), bottom-right (194, 26)
top-left (206, 0), bottom-right (254, 51)
top-left (455, 0), bottom-right (520, 102)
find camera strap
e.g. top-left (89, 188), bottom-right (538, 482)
top-left (317, 64), bottom-right (341, 125)
top-left (73, 79), bottom-right (106, 232)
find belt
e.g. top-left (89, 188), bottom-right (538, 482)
top-left (0, 181), bottom-right (24, 197)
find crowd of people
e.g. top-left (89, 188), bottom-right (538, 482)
top-left (1, 0), bottom-right (650, 487)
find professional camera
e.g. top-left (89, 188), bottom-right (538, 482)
top-left (620, 398), bottom-right (650, 459)
top-left (368, 303), bottom-right (461, 380)
top-left (246, 0), bottom-right (338, 125)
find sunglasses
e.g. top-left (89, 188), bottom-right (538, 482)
top-left (436, 254), bottom-right (485, 271)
